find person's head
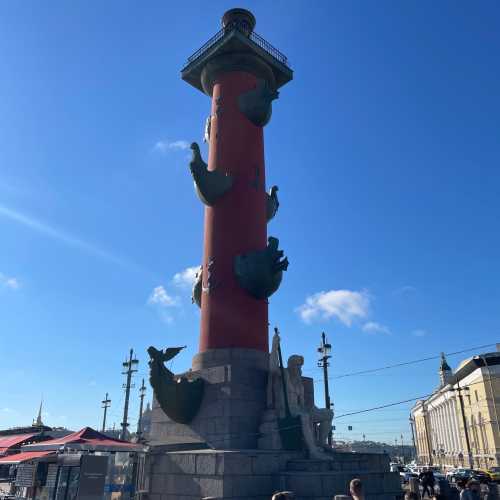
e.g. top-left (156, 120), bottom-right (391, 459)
top-left (405, 492), bottom-right (419, 500)
top-left (456, 479), bottom-right (466, 490)
top-left (466, 480), bottom-right (480, 493)
top-left (349, 478), bottom-right (363, 498)
top-left (272, 492), bottom-right (295, 500)
top-left (287, 355), bottom-right (304, 377)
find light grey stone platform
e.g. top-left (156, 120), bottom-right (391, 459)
top-left (146, 448), bottom-right (401, 500)
top-left (146, 348), bottom-right (401, 499)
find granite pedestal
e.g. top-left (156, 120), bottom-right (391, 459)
top-left (146, 349), bottom-right (401, 499)
top-left (149, 348), bottom-right (269, 450)
top-left (146, 448), bottom-right (401, 500)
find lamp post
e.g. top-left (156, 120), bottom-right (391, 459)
top-left (409, 415), bottom-right (417, 461)
top-left (449, 383), bottom-right (473, 469)
top-left (121, 348), bottom-right (139, 440)
top-left (317, 332), bottom-right (333, 446)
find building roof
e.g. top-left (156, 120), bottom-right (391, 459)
top-left (411, 349), bottom-right (500, 413)
top-left (455, 351), bottom-right (500, 379)
top-left (0, 450), bottom-right (54, 464)
top-left (22, 427), bottom-right (145, 452)
top-left (0, 433), bottom-right (39, 455)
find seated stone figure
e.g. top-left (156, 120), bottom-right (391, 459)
top-left (264, 329), bottom-right (334, 458)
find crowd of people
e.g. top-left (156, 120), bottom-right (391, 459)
top-left (404, 467), bottom-right (493, 500)
top-left (204, 472), bottom-right (495, 500)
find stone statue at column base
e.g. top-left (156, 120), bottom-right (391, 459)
top-left (259, 329), bottom-right (334, 459)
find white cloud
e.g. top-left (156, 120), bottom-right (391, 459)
top-left (362, 321), bottom-right (391, 335)
top-left (0, 273), bottom-right (20, 290)
top-left (412, 329), bottom-right (427, 337)
top-left (153, 139), bottom-right (190, 154)
top-left (148, 286), bottom-right (180, 325)
top-left (148, 286), bottom-right (179, 308)
top-left (297, 289), bottom-right (370, 326)
top-left (172, 266), bottom-right (199, 288)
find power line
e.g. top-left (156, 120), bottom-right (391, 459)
top-left (331, 343), bottom-right (496, 380)
top-left (334, 373), bottom-right (500, 420)
top-left (335, 394), bottom-right (434, 419)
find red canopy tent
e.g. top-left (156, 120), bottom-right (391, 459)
top-left (0, 450), bottom-right (54, 464)
top-left (21, 427), bottom-right (145, 453)
top-left (0, 433), bottom-right (39, 456)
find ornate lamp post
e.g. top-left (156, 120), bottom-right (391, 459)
top-left (317, 332), bottom-right (333, 445)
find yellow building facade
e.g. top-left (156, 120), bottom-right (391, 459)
top-left (411, 346), bottom-right (500, 469)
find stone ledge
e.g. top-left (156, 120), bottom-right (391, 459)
top-left (147, 450), bottom-right (401, 499)
top-left (193, 348), bottom-right (269, 370)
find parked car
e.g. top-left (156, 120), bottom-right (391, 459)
top-left (471, 470), bottom-right (490, 483)
top-left (447, 468), bottom-right (473, 482)
top-left (400, 467), bottom-right (419, 484)
top-left (480, 467), bottom-right (500, 482)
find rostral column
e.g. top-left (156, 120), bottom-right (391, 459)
top-left (184, 9), bottom-right (292, 354)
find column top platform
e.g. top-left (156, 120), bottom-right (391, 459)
top-left (181, 9), bottom-right (293, 94)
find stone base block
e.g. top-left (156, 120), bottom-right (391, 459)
top-left (146, 448), bottom-right (402, 500)
top-left (257, 409), bottom-right (281, 450)
top-left (149, 348), bottom-right (269, 450)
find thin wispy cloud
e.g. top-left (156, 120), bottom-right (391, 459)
top-left (0, 203), bottom-right (140, 272)
top-left (153, 139), bottom-right (190, 154)
top-left (148, 285), bottom-right (180, 324)
top-left (0, 273), bottom-right (20, 290)
top-left (148, 285), bottom-right (179, 307)
top-left (172, 266), bottom-right (199, 288)
top-left (362, 321), bottom-right (391, 335)
top-left (296, 289), bottom-right (370, 326)
top-left (412, 329), bottom-right (427, 337)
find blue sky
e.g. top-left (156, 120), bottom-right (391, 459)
top-left (1, 1), bottom-right (499, 444)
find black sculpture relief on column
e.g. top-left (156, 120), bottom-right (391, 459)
top-left (202, 258), bottom-right (219, 293)
top-left (238, 79), bottom-right (279, 127)
top-left (266, 185), bottom-right (279, 222)
top-left (189, 142), bottom-right (233, 206)
top-left (192, 266), bottom-right (202, 307)
top-left (234, 236), bottom-right (289, 299)
top-left (148, 346), bottom-right (204, 424)
top-left (203, 115), bottom-right (211, 143)
top-left (192, 258), bottom-right (220, 309)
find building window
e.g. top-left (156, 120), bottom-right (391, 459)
top-left (475, 390), bottom-right (479, 403)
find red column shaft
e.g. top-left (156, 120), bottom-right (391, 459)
top-left (199, 71), bottom-right (268, 353)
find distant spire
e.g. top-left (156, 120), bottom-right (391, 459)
top-left (440, 352), bottom-right (451, 372)
top-left (439, 352), bottom-right (452, 386)
top-left (33, 398), bottom-right (43, 427)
